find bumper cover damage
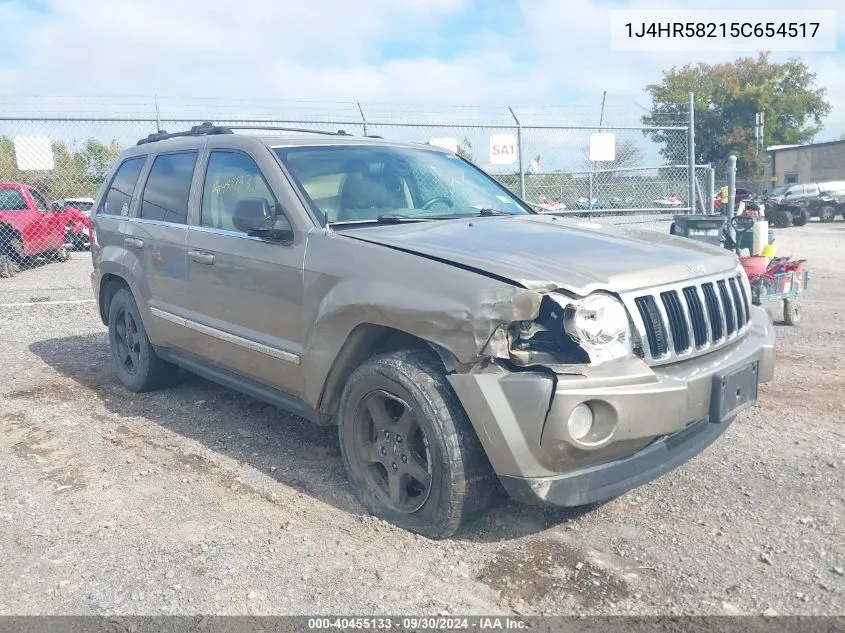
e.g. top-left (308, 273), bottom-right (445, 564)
top-left (448, 306), bottom-right (775, 507)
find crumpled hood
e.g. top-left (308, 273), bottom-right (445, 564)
top-left (341, 214), bottom-right (739, 294)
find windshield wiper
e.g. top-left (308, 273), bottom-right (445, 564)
top-left (376, 214), bottom-right (435, 223)
top-left (328, 214), bottom-right (434, 227)
top-left (476, 208), bottom-right (514, 216)
top-left (423, 208), bottom-right (515, 220)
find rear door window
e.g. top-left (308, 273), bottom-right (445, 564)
top-left (140, 152), bottom-right (198, 224)
top-left (102, 157), bottom-right (146, 216)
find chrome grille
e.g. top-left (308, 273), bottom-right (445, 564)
top-left (625, 271), bottom-right (753, 364)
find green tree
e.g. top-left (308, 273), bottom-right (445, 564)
top-left (0, 136), bottom-right (122, 199)
top-left (642, 52), bottom-right (831, 177)
top-left (76, 138), bottom-right (121, 181)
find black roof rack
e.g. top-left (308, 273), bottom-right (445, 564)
top-left (137, 121), bottom-right (233, 145)
top-left (136, 121), bottom-right (353, 145)
top-left (226, 126), bottom-right (353, 136)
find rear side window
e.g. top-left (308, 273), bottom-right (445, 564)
top-left (140, 152), bottom-right (198, 224)
top-left (102, 157), bottom-right (146, 216)
top-left (0, 188), bottom-right (28, 210)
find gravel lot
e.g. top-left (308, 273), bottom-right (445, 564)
top-left (1, 224), bottom-right (844, 617)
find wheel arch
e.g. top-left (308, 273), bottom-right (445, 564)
top-left (316, 323), bottom-right (460, 421)
top-left (97, 273), bottom-right (132, 326)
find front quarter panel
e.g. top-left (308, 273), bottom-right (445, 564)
top-left (301, 229), bottom-right (543, 408)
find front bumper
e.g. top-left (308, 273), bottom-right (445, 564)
top-left (447, 306), bottom-right (775, 506)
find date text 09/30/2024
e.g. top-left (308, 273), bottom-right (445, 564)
top-left (307, 617), bottom-right (528, 630)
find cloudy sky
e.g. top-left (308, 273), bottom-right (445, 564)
top-left (0, 0), bottom-right (842, 169)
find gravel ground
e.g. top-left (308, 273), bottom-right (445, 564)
top-left (0, 224), bottom-right (844, 617)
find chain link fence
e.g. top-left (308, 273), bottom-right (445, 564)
top-left (0, 110), bottom-right (696, 278)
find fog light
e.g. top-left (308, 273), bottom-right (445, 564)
top-left (567, 403), bottom-right (594, 441)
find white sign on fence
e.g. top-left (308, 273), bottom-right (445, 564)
top-left (427, 137), bottom-right (459, 153)
top-left (13, 135), bottom-right (55, 171)
top-left (489, 134), bottom-right (518, 165)
top-left (589, 132), bottom-right (616, 162)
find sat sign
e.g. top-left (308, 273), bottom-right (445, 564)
top-left (489, 134), bottom-right (517, 165)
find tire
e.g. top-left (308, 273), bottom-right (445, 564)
top-left (0, 236), bottom-right (23, 277)
top-left (107, 288), bottom-right (180, 392)
top-left (819, 205), bottom-right (836, 223)
top-left (771, 209), bottom-right (793, 229)
top-left (49, 246), bottom-right (70, 262)
top-left (337, 349), bottom-right (498, 539)
top-left (783, 299), bottom-right (801, 326)
top-left (0, 253), bottom-right (19, 278)
top-left (793, 210), bottom-right (810, 226)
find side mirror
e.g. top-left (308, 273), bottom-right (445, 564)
top-left (231, 198), bottom-right (292, 241)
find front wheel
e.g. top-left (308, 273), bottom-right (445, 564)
top-left (0, 253), bottom-right (18, 278)
top-left (793, 210), bottom-right (810, 227)
top-left (338, 349), bottom-right (498, 539)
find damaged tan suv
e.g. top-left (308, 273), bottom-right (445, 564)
top-left (90, 123), bottom-right (775, 538)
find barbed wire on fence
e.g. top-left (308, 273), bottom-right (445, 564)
top-left (0, 105), bottom-right (699, 275)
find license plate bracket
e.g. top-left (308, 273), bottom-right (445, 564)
top-left (710, 360), bottom-right (760, 423)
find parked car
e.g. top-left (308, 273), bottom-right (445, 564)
top-left (90, 123), bottom-right (775, 538)
top-left (0, 183), bottom-right (71, 277)
top-left (715, 187), bottom-right (755, 209)
top-left (51, 197), bottom-right (95, 249)
top-left (807, 181), bottom-right (845, 222)
top-left (761, 181), bottom-right (845, 227)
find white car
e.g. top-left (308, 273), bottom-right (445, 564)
top-left (51, 197), bottom-right (95, 249)
top-left (55, 197), bottom-right (95, 215)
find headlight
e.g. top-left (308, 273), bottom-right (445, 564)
top-left (563, 293), bottom-right (632, 361)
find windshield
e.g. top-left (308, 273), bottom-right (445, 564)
top-left (0, 188), bottom-right (28, 211)
top-left (272, 144), bottom-right (531, 225)
top-left (767, 185), bottom-right (788, 196)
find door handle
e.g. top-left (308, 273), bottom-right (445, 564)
top-left (188, 250), bottom-right (215, 265)
top-left (124, 237), bottom-right (144, 249)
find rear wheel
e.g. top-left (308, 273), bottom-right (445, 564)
top-left (338, 349), bottom-right (498, 539)
top-left (107, 288), bottom-right (180, 392)
top-left (47, 246), bottom-right (70, 262)
top-left (771, 209), bottom-right (793, 229)
top-left (783, 299), bottom-right (801, 326)
top-left (819, 205), bottom-right (836, 223)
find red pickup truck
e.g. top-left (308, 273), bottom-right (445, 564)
top-left (0, 182), bottom-right (72, 278)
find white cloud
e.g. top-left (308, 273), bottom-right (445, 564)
top-left (0, 0), bottom-right (842, 143)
